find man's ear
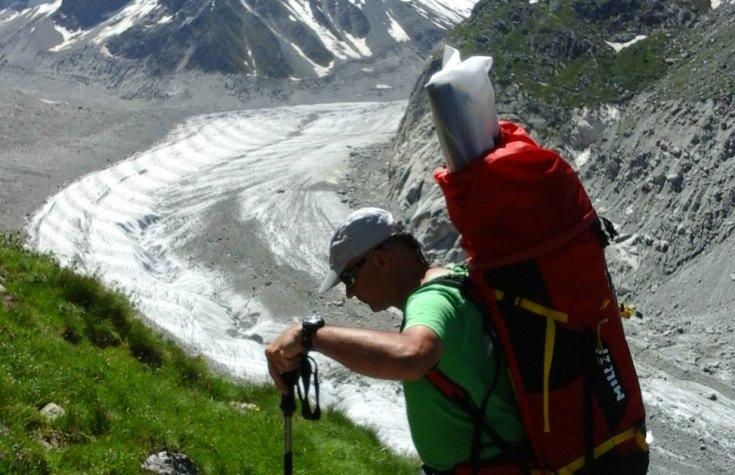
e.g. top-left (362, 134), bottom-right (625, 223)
top-left (373, 248), bottom-right (391, 273)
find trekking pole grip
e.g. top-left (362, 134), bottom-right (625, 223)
top-left (279, 370), bottom-right (299, 416)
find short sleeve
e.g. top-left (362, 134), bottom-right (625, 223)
top-left (402, 285), bottom-right (460, 342)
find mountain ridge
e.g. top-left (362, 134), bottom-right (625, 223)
top-left (0, 0), bottom-right (476, 102)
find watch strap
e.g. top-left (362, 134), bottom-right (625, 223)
top-left (300, 317), bottom-right (324, 352)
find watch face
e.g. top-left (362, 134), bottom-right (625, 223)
top-left (303, 315), bottom-right (324, 326)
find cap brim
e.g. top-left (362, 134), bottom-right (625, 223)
top-left (319, 269), bottom-right (341, 293)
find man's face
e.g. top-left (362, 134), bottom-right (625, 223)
top-left (339, 251), bottom-right (375, 289)
top-left (341, 250), bottom-right (390, 312)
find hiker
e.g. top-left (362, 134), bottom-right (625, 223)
top-left (265, 207), bottom-right (527, 474)
top-left (267, 43), bottom-right (648, 474)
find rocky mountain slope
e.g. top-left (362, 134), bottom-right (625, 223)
top-left (384, 1), bottom-right (735, 472)
top-left (0, 0), bottom-right (475, 101)
top-left (387, 0), bottom-right (734, 297)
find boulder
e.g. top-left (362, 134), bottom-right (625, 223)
top-left (39, 403), bottom-right (65, 422)
top-left (142, 451), bottom-right (198, 475)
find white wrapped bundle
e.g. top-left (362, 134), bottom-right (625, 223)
top-left (425, 45), bottom-right (499, 172)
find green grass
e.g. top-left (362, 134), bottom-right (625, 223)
top-left (0, 233), bottom-right (419, 474)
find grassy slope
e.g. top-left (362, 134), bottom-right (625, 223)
top-left (0, 234), bottom-right (418, 474)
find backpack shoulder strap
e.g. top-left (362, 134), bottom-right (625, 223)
top-left (423, 268), bottom-right (470, 290)
top-left (424, 270), bottom-right (495, 337)
top-left (422, 269), bottom-right (530, 469)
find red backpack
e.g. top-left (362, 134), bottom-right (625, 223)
top-left (430, 121), bottom-right (648, 474)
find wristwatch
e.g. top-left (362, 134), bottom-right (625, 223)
top-left (301, 314), bottom-right (325, 352)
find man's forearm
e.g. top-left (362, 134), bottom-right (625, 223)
top-left (311, 324), bottom-right (441, 381)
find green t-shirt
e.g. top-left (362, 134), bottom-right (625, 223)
top-left (401, 266), bottom-right (524, 471)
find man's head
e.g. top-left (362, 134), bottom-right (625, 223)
top-left (319, 207), bottom-right (404, 293)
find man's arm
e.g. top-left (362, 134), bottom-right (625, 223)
top-left (265, 323), bottom-right (442, 393)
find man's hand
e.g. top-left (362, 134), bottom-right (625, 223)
top-left (265, 323), bottom-right (304, 394)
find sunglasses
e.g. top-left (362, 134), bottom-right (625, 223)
top-left (339, 251), bottom-right (375, 288)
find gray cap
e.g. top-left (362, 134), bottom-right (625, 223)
top-left (319, 207), bottom-right (404, 292)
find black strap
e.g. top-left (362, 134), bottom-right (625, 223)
top-left (423, 273), bottom-right (529, 472)
top-left (421, 465), bottom-right (453, 475)
top-left (582, 332), bottom-right (596, 474)
top-left (595, 215), bottom-right (618, 248)
top-left (296, 355), bottom-right (321, 420)
top-left (470, 332), bottom-right (502, 474)
top-left (427, 368), bottom-right (530, 469)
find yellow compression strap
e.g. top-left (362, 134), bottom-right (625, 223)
top-left (556, 426), bottom-right (649, 474)
top-left (494, 290), bottom-right (569, 323)
top-left (493, 290), bottom-right (567, 433)
top-left (543, 317), bottom-right (555, 432)
top-left (492, 291), bottom-right (648, 472)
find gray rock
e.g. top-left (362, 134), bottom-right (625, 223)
top-left (39, 403), bottom-right (65, 422)
top-left (569, 106), bottom-right (619, 150)
top-left (142, 451), bottom-right (198, 475)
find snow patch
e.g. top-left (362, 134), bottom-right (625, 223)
top-left (49, 0), bottom-right (159, 51)
top-left (575, 148), bottom-right (591, 168)
top-left (49, 24), bottom-right (83, 52)
top-left (288, 41), bottom-right (335, 78)
top-left (342, 31), bottom-right (372, 58)
top-left (1, 0), bottom-right (60, 26)
top-left (412, 0), bottom-right (476, 28)
top-left (38, 98), bottom-right (67, 105)
top-left (26, 0), bottom-right (62, 19)
top-left (386, 12), bottom-right (410, 42)
top-left (244, 46), bottom-right (256, 73)
top-left (605, 35), bottom-right (647, 53)
top-left (99, 45), bottom-right (115, 58)
top-left (0, 9), bottom-right (21, 25)
top-left (282, 0), bottom-right (368, 61)
top-left (93, 0), bottom-right (160, 45)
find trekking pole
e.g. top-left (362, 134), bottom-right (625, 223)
top-left (279, 370), bottom-right (299, 475)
